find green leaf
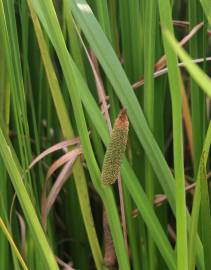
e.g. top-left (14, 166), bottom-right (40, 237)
top-left (188, 121), bottom-right (211, 270)
top-left (200, 152), bottom-right (211, 270)
top-left (0, 218), bottom-right (28, 270)
top-left (0, 129), bottom-right (59, 270)
top-left (158, 1), bottom-right (188, 269)
top-left (200, 0), bottom-right (211, 25)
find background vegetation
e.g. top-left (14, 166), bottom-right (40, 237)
top-left (0, 0), bottom-right (211, 269)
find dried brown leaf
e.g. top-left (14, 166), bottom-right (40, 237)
top-left (41, 148), bottom-right (82, 228)
top-left (28, 137), bottom-right (81, 170)
top-left (56, 256), bottom-right (75, 270)
top-left (45, 148), bottom-right (82, 181)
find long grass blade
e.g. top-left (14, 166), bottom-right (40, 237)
top-left (0, 218), bottom-right (28, 270)
top-left (188, 121), bottom-right (211, 270)
top-left (143, 0), bottom-right (157, 268)
top-left (158, 1), bottom-right (188, 269)
top-left (200, 153), bottom-right (211, 270)
top-left (0, 129), bottom-right (59, 270)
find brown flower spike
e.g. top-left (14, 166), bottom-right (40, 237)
top-left (101, 108), bottom-right (129, 185)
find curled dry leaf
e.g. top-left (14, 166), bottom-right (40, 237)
top-left (28, 137), bottom-right (81, 170)
top-left (45, 148), bottom-right (82, 181)
top-left (41, 148), bottom-right (82, 228)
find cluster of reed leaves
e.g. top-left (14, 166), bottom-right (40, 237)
top-left (0, 0), bottom-right (211, 269)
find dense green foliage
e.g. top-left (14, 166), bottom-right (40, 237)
top-left (0, 0), bottom-right (211, 269)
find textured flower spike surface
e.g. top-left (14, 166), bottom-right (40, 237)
top-left (101, 108), bottom-right (129, 185)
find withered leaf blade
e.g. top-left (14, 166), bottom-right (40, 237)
top-left (41, 148), bottom-right (82, 228)
top-left (28, 137), bottom-right (81, 170)
top-left (45, 148), bottom-right (82, 181)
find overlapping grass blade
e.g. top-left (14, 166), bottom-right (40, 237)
top-left (75, 62), bottom-right (175, 268)
top-left (0, 218), bottom-right (28, 270)
top-left (69, 0), bottom-right (176, 207)
top-left (0, 129), bottom-right (59, 270)
top-left (1, 1), bottom-right (210, 269)
top-left (188, 2), bottom-right (206, 176)
top-left (1, 0), bottom-right (32, 173)
top-left (27, 2), bottom-right (104, 269)
top-left (68, 1), bottom-right (204, 268)
top-left (30, 0), bottom-right (178, 268)
top-left (164, 31), bottom-right (211, 97)
top-left (70, 62), bottom-right (176, 269)
top-left (30, 1), bottom-right (130, 269)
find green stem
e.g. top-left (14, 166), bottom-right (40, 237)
top-left (144, 1), bottom-right (157, 269)
top-left (158, 1), bottom-right (188, 269)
